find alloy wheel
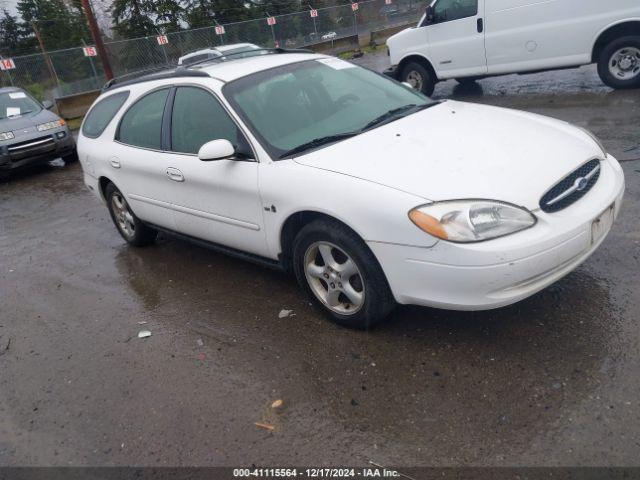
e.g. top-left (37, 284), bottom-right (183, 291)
top-left (111, 192), bottom-right (135, 239)
top-left (303, 241), bottom-right (365, 315)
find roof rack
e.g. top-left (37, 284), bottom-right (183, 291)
top-left (102, 47), bottom-right (313, 91)
top-left (102, 66), bottom-right (209, 91)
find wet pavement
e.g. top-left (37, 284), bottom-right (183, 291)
top-left (1, 52), bottom-right (640, 467)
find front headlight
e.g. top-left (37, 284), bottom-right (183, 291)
top-left (37, 119), bottom-right (65, 132)
top-left (0, 131), bottom-right (15, 141)
top-left (409, 200), bottom-right (537, 243)
top-left (577, 126), bottom-right (607, 157)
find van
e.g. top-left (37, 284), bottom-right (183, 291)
top-left (385, 0), bottom-right (640, 95)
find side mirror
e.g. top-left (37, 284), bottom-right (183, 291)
top-left (425, 5), bottom-right (435, 24)
top-left (42, 100), bottom-right (54, 109)
top-left (198, 139), bottom-right (235, 161)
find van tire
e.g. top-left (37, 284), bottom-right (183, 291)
top-left (292, 219), bottom-right (395, 330)
top-left (401, 62), bottom-right (436, 96)
top-left (597, 36), bottom-right (640, 90)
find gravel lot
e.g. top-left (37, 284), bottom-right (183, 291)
top-left (1, 51), bottom-right (639, 467)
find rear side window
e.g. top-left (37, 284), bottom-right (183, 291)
top-left (117, 89), bottom-right (169, 150)
top-left (82, 91), bottom-right (129, 138)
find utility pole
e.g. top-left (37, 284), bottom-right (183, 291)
top-left (81, 0), bottom-right (114, 80)
top-left (31, 21), bottom-right (59, 87)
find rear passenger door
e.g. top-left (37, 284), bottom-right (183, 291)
top-left (162, 85), bottom-right (267, 256)
top-left (111, 88), bottom-right (177, 230)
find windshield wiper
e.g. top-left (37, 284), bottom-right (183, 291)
top-left (361, 103), bottom-right (437, 132)
top-left (279, 132), bottom-right (359, 159)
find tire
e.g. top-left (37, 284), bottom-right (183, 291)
top-left (62, 149), bottom-right (79, 163)
top-left (597, 36), bottom-right (640, 90)
top-left (292, 219), bottom-right (395, 329)
top-left (105, 182), bottom-right (157, 247)
top-left (401, 61), bottom-right (436, 96)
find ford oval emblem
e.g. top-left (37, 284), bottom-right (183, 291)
top-left (576, 177), bottom-right (589, 191)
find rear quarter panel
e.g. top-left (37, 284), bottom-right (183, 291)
top-left (485, 0), bottom-right (640, 74)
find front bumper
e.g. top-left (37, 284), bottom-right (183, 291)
top-left (368, 156), bottom-right (626, 311)
top-left (0, 127), bottom-right (76, 171)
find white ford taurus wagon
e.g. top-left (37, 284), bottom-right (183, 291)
top-left (78, 49), bottom-right (625, 329)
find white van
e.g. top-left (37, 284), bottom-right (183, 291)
top-left (385, 0), bottom-right (640, 95)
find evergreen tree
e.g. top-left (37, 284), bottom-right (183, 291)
top-left (18, 0), bottom-right (88, 50)
top-left (0, 9), bottom-right (27, 55)
top-left (110, 0), bottom-right (157, 38)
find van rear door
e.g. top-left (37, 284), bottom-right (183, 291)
top-left (427, 0), bottom-right (487, 79)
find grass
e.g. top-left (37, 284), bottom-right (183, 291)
top-left (338, 43), bottom-right (387, 60)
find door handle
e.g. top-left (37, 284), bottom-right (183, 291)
top-left (477, 18), bottom-right (484, 33)
top-left (166, 167), bottom-right (185, 182)
top-left (109, 157), bottom-right (121, 169)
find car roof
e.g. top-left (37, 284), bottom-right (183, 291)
top-left (104, 50), bottom-right (326, 91)
top-left (0, 86), bottom-right (24, 94)
top-left (179, 48), bottom-right (221, 60)
top-left (179, 43), bottom-right (259, 60)
top-left (195, 52), bottom-right (324, 83)
top-left (215, 43), bottom-right (258, 53)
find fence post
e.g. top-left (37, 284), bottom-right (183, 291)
top-left (0, 57), bottom-right (14, 86)
top-left (307, 5), bottom-right (318, 39)
top-left (352, 4), bottom-right (359, 37)
top-left (81, 39), bottom-right (100, 89)
top-left (266, 12), bottom-right (277, 47)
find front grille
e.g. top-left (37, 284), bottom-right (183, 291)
top-left (8, 135), bottom-right (56, 161)
top-left (539, 159), bottom-right (601, 213)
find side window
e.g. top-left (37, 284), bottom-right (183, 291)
top-left (433, 0), bottom-right (478, 23)
top-left (82, 91), bottom-right (129, 138)
top-left (117, 89), bottom-right (169, 150)
top-left (171, 86), bottom-right (247, 156)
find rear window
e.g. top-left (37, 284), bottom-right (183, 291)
top-left (82, 91), bottom-right (130, 138)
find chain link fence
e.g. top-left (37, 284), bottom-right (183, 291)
top-left (0, 0), bottom-right (427, 102)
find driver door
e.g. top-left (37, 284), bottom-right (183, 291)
top-left (426, 0), bottom-right (487, 79)
top-left (162, 85), bottom-right (268, 257)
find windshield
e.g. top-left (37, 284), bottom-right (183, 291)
top-left (0, 91), bottom-right (41, 119)
top-left (224, 58), bottom-right (435, 159)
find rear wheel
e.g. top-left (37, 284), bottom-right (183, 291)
top-left (292, 219), bottom-right (395, 329)
top-left (401, 61), bottom-right (436, 96)
top-left (105, 182), bottom-right (157, 247)
top-left (597, 36), bottom-right (640, 89)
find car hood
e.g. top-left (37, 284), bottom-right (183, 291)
top-left (293, 101), bottom-right (603, 210)
top-left (0, 108), bottom-right (58, 131)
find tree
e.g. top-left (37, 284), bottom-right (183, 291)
top-left (0, 9), bottom-right (27, 55)
top-left (110, 0), bottom-right (157, 38)
top-left (154, 0), bottom-right (184, 33)
top-left (18, 0), bottom-right (90, 50)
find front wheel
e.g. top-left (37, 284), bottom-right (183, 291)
top-left (401, 61), bottom-right (436, 96)
top-left (105, 182), bottom-right (157, 247)
top-left (292, 219), bottom-right (395, 329)
top-left (597, 36), bottom-right (640, 89)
